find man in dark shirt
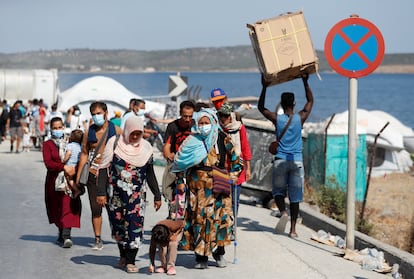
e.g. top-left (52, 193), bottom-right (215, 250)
top-left (163, 100), bottom-right (195, 162)
top-left (162, 100), bottom-right (195, 216)
top-left (6, 101), bottom-right (24, 153)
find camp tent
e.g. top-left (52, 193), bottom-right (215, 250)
top-left (57, 75), bottom-right (166, 121)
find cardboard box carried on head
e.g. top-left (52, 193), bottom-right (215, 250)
top-left (247, 11), bottom-right (319, 86)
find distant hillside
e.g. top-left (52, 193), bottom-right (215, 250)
top-left (0, 46), bottom-right (413, 73)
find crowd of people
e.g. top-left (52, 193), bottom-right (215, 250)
top-left (31, 73), bottom-right (314, 275)
top-left (0, 99), bottom-right (86, 153)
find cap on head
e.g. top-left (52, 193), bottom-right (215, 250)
top-left (218, 102), bottom-right (233, 115)
top-left (114, 111), bottom-right (121, 117)
top-left (281, 92), bottom-right (295, 108)
top-left (210, 88), bottom-right (227, 102)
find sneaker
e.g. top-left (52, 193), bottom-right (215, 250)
top-left (167, 266), bottom-right (176, 275)
top-left (92, 238), bottom-right (103, 250)
top-left (213, 254), bottom-right (227, 268)
top-left (62, 238), bottom-right (73, 248)
top-left (55, 237), bottom-right (64, 246)
top-left (194, 261), bottom-right (208, 269)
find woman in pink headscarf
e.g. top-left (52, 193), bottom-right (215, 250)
top-left (96, 115), bottom-right (162, 273)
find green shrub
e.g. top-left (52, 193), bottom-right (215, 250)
top-left (312, 175), bottom-right (373, 235)
top-left (314, 176), bottom-right (346, 223)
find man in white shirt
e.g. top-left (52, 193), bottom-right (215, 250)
top-left (66, 105), bottom-right (88, 132)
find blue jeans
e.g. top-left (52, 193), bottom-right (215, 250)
top-left (272, 159), bottom-right (304, 203)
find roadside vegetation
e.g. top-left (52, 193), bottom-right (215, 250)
top-left (305, 175), bottom-right (374, 235)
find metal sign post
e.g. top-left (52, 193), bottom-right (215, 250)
top-left (324, 15), bottom-right (385, 250)
top-left (346, 77), bottom-right (357, 249)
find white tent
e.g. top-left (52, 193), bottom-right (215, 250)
top-left (303, 109), bottom-right (414, 177)
top-left (57, 75), bottom-right (166, 121)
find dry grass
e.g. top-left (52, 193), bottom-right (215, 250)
top-left (364, 172), bottom-right (414, 253)
top-left (304, 172), bottom-right (414, 254)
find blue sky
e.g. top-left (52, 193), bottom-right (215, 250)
top-left (1, 0), bottom-right (412, 54)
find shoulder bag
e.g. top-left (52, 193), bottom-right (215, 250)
top-left (79, 127), bottom-right (109, 186)
top-left (268, 115), bottom-right (293, 155)
top-left (212, 165), bottom-right (232, 195)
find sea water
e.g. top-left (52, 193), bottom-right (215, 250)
top-left (59, 72), bottom-right (414, 129)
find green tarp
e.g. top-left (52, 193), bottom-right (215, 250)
top-left (304, 133), bottom-right (367, 201)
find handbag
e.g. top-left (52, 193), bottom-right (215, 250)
top-left (268, 115), bottom-right (293, 155)
top-left (78, 161), bottom-right (90, 186)
top-left (55, 171), bottom-right (68, 191)
top-left (212, 165), bottom-right (232, 195)
top-left (79, 127), bottom-right (109, 186)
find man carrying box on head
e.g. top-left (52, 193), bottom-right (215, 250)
top-left (258, 73), bottom-right (313, 238)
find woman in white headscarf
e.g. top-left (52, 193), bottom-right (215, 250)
top-left (172, 108), bottom-right (242, 269)
top-left (96, 115), bottom-right (162, 273)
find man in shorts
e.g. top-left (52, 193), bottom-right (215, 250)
top-left (258, 73), bottom-right (314, 238)
top-left (76, 101), bottom-right (122, 250)
top-left (6, 101), bottom-right (24, 153)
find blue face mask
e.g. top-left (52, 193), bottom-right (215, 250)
top-left (51, 129), bottom-right (64, 139)
top-left (199, 124), bottom-right (212, 136)
top-left (137, 110), bottom-right (145, 117)
top-left (92, 114), bottom-right (105, 126)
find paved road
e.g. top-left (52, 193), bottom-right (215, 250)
top-left (0, 142), bottom-right (392, 279)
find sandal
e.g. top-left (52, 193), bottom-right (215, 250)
top-left (155, 266), bottom-right (166, 273)
top-left (289, 232), bottom-right (298, 238)
top-left (126, 264), bottom-right (138, 273)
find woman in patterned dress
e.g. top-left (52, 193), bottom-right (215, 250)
top-left (96, 115), bottom-right (162, 273)
top-left (172, 108), bottom-right (242, 269)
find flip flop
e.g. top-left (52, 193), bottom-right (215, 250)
top-left (289, 232), bottom-right (298, 238)
top-left (275, 214), bottom-right (289, 234)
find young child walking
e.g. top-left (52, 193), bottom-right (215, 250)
top-left (148, 219), bottom-right (185, 276)
top-left (22, 126), bottom-right (32, 152)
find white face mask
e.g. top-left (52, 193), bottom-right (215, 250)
top-left (199, 124), bottom-right (212, 136)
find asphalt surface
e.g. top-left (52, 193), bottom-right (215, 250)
top-left (0, 140), bottom-right (402, 279)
